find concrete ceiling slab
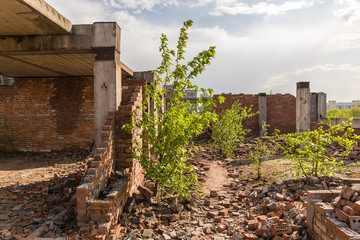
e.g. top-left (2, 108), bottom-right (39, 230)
top-left (0, 0), bottom-right (72, 35)
top-left (0, 53), bottom-right (95, 77)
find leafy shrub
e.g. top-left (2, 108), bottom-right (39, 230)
top-left (275, 119), bottom-right (360, 178)
top-left (211, 102), bottom-right (255, 158)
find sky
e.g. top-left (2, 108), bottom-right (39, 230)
top-left (46, 0), bottom-right (360, 102)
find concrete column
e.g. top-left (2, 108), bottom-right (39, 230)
top-left (296, 82), bottom-right (310, 132)
top-left (310, 93), bottom-right (317, 123)
top-left (317, 92), bottom-right (327, 123)
top-left (93, 22), bottom-right (122, 147)
top-left (258, 93), bottom-right (267, 136)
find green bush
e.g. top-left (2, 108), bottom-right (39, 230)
top-left (211, 102), bottom-right (255, 158)
top-left (276, 119), bottom-right (359, 178)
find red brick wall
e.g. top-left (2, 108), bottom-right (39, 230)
top-left (121, 79), bottom-right (146, 106)
top-left (0, 77), bottom-right (94, 151)
top-left (267, 94), bottom-right (296, 134)
top-left (214, 94), bottom-right (259, 137)
top-left (214, 93), bottom-right (296, 137)
top-left (76, 86), bottom-right (144, 239)
top-left (116, 85), bottom-right (144, 196)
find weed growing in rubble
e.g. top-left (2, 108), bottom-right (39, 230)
top-left (275, 119), bottom-right (360, 178)
top-left (125, 20), bottom-right (223, 200)
top-left (211, 102), bottom-right (256, 158)
top-left (250, 124), bottom-right (272, 180)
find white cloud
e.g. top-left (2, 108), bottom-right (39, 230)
top-left (106, 0), bottom-right (179, 11)
top-left (329, 32), bottom-right (360, 50)
top-left (47, 0), bottom-right (110, 23)
top-left (188, 0), bottom-right (215, 8)
top-left (209, 0), bottom-right (315, 16)
top-left (263, 64), bottom-right (360, 100)
top-left (334, 0), bottom-right (360, 24)
top-left (267, 64), bottom-right (360, 87)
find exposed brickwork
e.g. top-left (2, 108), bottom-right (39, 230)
top-left (116, 100), bottom-right (144, 195)
top-left (267, 94), bottom-right (296, 134)
top-left (307, 184), bottom-right (360, 240)
top-left (214, 94), bottom-right (259, 137)
top-left (0, 77), bottom-right (94, 151)
top-left (214, 93), bottom-right (296, 136)
top-left (76, 85), bottom-right (144, 239)
top-left (121, 79), bottom-right (146, 106)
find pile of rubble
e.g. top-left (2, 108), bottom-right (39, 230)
top-left (333, 184), bottom-right (360, 230)
top-left (116, 145), bottom-right (349, 240)
top-left (0, 151), bottom-right (91, 240)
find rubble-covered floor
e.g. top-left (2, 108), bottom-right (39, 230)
top-left (1, 139), bottom-right (360, 239)
top-left (0, 151), bottom-right (91, 239)
top-left (116, 142), bottom-right (360, 240)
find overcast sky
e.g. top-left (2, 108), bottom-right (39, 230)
top-left (47, 0), bottom-right (360, 102)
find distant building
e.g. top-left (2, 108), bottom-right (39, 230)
top-left (353, 100), bottom-right (360, 107)
top-left (165, 85), bottom-right (198, 111)
top-left (327, 100), bottom-right (360, 110)
top-left (328, 100), bottom-right (337, 110)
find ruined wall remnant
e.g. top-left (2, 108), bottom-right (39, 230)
top-left (76, 81), bottom-right (145, 239)
top-left (214, 93), bottom-right (296, 136)
top-left (214, 93), bottom-right (259, 137)
top-left (307, 180), bottom-right (360, 240)
top-left (0, 77), bottom-right (94, 151)
top-left (267, 94), bottom-right (296, 135)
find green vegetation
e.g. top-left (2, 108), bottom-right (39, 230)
top-left (211, 102), bottom-right (256, 158)
top-left (125, 20), bottom-right (222, 200)
top-left (327, 107), bottom-right (360, 118)
top-left (250, 124), bottom-right (272, 180)
top-left (275, 119), bottom-right (359, 178)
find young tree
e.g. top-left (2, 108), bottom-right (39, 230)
top-left (211, 102), bottom-right (256, 158)
top-left (125, 20), bottom-right (222, 200)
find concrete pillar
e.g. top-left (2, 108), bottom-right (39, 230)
top-left (310, 93), bottom-right (317, 123)
top-left (258, 93), bottom-right (267, 136)
top-left (317, 92), bottom-right (327, 123)
top-left (296, 82), bottom-right (310, 132)
top-left (93, 22), bottom-right (122, 147)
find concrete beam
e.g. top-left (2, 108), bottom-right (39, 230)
top-left (0, 25), bottom-right (94, 54)
top-left (0, 0), bottom-right (72, 35)
top-left (121, 61), bottom-right (133, 77)
top-left (296, 82), bottom-right (310, 132)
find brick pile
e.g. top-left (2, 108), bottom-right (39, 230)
top-left (116, 146), bottom-right (314, 240)
top-left (307, 179), bottom-right (360, 240)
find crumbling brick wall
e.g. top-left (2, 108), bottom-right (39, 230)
top-left (214, 93), bottom-right (259, 137)
top-left (214, 93), bottom-right (296, 136)
top-left (0, 77), bottom-right (94, 151)
top-left (76, 84), bottom-right (144, 239)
